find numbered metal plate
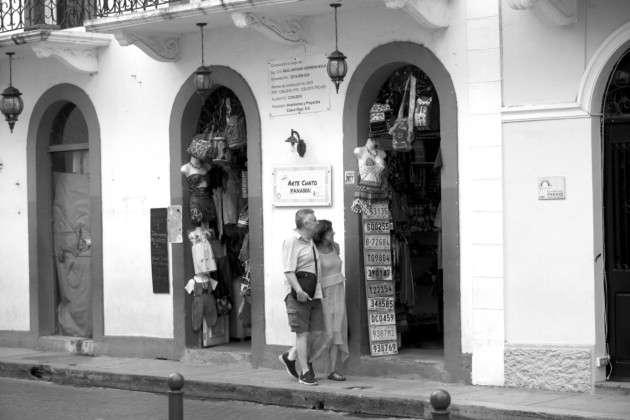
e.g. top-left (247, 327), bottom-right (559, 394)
top-left (365, 265), bottom-right (393, 281)
top-left (364, 234), bottom-right (391, 250)
top-left (367, 297), bottom-right (395, 311)
top-left (369, 325), bottom-right (398, 342)
top-left (364, 250), bottom-right (392, 266)
top-left (368, 310), bottom-right (396, 326)
top-left (366, 281), bottom-right (394, 297)
top-left (362, 220), bottom-right (392, 234)
top-left (363, 203), bottom-right (391, 220)
top-left (370, 340), bottom-right (398, 356)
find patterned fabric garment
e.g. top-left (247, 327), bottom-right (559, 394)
top-left (186, 173), bottom-right (211, 197)
top-left (188, 229), bottom-right (217, 274)
top-left (352, 146), bottom-right (389, 214)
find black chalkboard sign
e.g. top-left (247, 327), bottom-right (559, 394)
top-left (150, 208), bottom-right (169, 294)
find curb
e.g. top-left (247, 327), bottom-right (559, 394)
top-left (1, 360), bottom-right (627, 420)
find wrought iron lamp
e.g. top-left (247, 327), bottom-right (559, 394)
top-left (285, 129), bottom-right (306, 157)
top-left (1, 52), bottom-right (24, 133)
top-left (194, 23), bottom-right (213, 102)
top-left (326, 2), bottom-right (347, 94)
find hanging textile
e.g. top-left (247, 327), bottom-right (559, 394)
top-left (52, 172), bottom-right (93, 338)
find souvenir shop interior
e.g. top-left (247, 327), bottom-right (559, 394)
top-left (182, 86), bottom-right (252, 348)
top-left (369, 65), bottom-right (444, 351)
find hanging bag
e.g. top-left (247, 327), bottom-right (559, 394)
top-left (187, 124), bottom-right (218, 162)
top-left (389, 75), bottom-right (416, 152)
top-left (414, 94), bottom-right (433, 131)
top-left (225, 98), bottom-right (247, 149)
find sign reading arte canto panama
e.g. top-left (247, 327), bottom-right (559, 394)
top-left (268, 55), bottom-right (331, 116)
top-left (272, 165), bottom-right (331, 207)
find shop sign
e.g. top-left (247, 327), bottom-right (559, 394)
top-left (371, 340), bottom-right (398, 356)
top-left (167, 205), bottom-right (182, 243)
top-left (150, 208), bottom-right (169, 294)
top-left (364, 250), bottom-right (392, 266)
top-left (365, 265), bottom-right (393, 281)
top-left (364, 234), bottom-right (391, 250)
top-left (273, 165), bottom-right (331, 207)
top-left (268, 55), bottom-right (331, 116)
top-left (370, 325), bottom-right (398, 342)
top-left (367, 297), bottom-right (395, 311)
top-left (366, 281), bottom-right (394, 297)
top-left (368, 311), bottom-right (396, 326)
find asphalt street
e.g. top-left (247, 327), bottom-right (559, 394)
top-left (0, 377), bottom-right (417, 420)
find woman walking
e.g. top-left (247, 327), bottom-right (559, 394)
top-left (313, 220), bottom-right (349, 381)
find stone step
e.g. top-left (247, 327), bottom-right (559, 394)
top-left (595, 380), bottom-right (630, 396)
top-left (36, 336), bottom-right (94, 356)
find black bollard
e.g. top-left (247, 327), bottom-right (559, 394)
top-left (167, 372), bottom-right (185, 420)
top-left (430, 389), bottom-right (451, 420)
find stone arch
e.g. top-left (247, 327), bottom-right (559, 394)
top-left (27, 84), bottom-right (103, 341)
top-left (342, 41), bottom-right (467, 382)
top-left (169, 66), bottom-right (262, 355)
top-left (578, 21), bottom-right (630, 114)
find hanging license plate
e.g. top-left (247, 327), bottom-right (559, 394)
top-left (365, 265), bottom-right (393, 281)
top-left (363, 220), bottom-right (391, 234)
top-left (367, 297), bottom-right (395, 311)
top-left (369, 325), bottom-right (398, 342)
top-left (363, 203), bottom-right (390, 219)
top-left (364, 234), bottom-right (391, 250)
top-left (364, 250), bottom-right (392, 266)
top-left (371, 340), bottom-right (398, 356)
top-left (366, 281), bottom-right (394, 297)
top-left (368, 310), bottom-right (396, 326)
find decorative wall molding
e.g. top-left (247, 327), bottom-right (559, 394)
top-left (231, 12), bottom-right (302, 44)
top-left (114, 33), bottom-right (181, 62)
top-left (31, 45), bottom-right (101, 73)
top-left (506, 0), bottom-right (577, 26)
top-left (502, 103), bottom-right (590, 123)
top-left (26, 32), bottom-right (111, 73)
top-left (382, 0), bottom-right (449, 29)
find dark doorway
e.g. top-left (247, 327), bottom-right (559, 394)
top-left (603, 50), bottom-right (630, 381)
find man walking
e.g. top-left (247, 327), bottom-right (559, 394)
top-left (279, 209), bottom-right (324, 386)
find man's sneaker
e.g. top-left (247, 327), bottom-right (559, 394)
top-left (299, 370), bottom-right (318, 386)
top-left (279, 352), bottom-right (298, 378)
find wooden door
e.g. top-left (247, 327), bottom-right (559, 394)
top-left (604, 121), bottom-right (630, 380)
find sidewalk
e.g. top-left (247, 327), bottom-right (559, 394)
top-left (1, 346), bottom-right (629, 420)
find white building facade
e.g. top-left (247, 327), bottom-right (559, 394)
top-left (0, 0), bottom-right (627, 393)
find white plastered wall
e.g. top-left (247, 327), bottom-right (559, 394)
top-left (464, 1), bottom-right (504, 386)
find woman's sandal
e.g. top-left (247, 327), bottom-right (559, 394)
top-left (327, 371), bottom-right (346, 381)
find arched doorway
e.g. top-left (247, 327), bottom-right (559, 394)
top-left (170, 67), bottom-right (263, 356)
top-left (602, 49), bottom-right (630, 381)
top-left (28, 84), bottom-right (103, 342)
top-left (342, 42), bottom-right (467, 382)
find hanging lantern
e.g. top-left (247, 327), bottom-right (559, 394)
top-left (326, 3), bottom-right (348, 94)
top-left (0, 52), bottom-right (24, 133)
top-left (194, 23), bottom-right (213, 102)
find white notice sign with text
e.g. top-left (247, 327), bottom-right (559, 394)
top-left (269, 55), bottom-right (331, 116)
